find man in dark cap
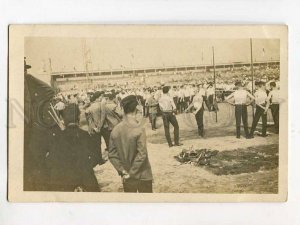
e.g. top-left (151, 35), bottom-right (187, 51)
top-left (159, 86), bottom-right (182, 147)
top-left (108, 95), bottom-right (153, 193)
top-left (47, 104), bottom-right (101, 192)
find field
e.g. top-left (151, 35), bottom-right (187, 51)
top-left (82, 103), bottom-right (279, 193)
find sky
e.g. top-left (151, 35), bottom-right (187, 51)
top-left (25, 38), bottom-right (280, 75)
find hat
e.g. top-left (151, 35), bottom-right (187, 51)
top-left (63, 103), bottom-right (80, 125)
top-left (121, 95), bottom-right (138, 114)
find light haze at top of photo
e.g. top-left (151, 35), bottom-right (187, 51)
top-left (25, 38), bottom-right (280, 75)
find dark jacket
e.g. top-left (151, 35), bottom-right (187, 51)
top-left (47, 125), bottom-right (100, 192)
top-left (108, 117), bottom-right (153, 181)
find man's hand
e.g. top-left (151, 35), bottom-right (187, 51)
top-left (121, 170), bottom-right (130, 183)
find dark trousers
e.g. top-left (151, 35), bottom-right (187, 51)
top-left (195, 107), bottom-right (204, 136)
top-left (162, 112), bottom-right (179, 146)
top-left (58, 110), bottom-right (64, 119)
top-left (178, 100), bottom-right (185, 113)
top-left (101, 127), bottom-right (111, 150)
top-left (123, 179), bottom-right (153, 193)
top-left (149, 113), bottom-right (157, 130)
top-left (173, 97), bottom-right (179, 111)
top-left (235, 105), bottom-right (249, 138)
top-left (250, 106), bottom-right (267, 136)
top-left (184, 97), bottom-right (190, 110)
top-left (271, 104), bottom-right (279, 134)
top-left (90, 132), bottom-right (103, 163)
top-left (208, 95), bottom-right (215, 111)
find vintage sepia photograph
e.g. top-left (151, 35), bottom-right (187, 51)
top-left (8, 25), bottom-right (288, 202)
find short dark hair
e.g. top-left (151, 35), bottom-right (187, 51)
top-left (270, 82), bottom-right (276, 87)
top-left (121, 95), bottom-right (138, 114)
top-left (162, 86), bottom-right (170, 94)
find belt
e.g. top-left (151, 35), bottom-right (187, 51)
top-left (162, 111), bottom-right (173, 113)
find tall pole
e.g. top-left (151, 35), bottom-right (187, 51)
top-left (250, 39), bottom-right (254, 95)
top-left (212, 46), bottom-right (217, 123)
top-left (250, 38), bottom-right (254, 117)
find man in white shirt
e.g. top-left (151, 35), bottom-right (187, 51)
top-left (225, 81), bottom-right (255, 139)
top-left (54, 98), bottom-right (65, 119)
top-left (265, 81), bottom-right (280, 134)
top-left (185, 87), bottom-right (205, 137)
top-left (249, 81), bottom-right (268, 138)
top-left (207, 83), bottom-right (216, 111)
top-left (159, 86), bottom-right (182, 147)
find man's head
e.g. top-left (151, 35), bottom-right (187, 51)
top-left (257, 81), bottom-right (266, 90)
top-left (121, 95), bottom-right (138, 115)
top-left (235, 80), bottom-right (242, 88)
top-left (90, 91), bottom-right (102, 102)
top-left (270, 81), bottom-right (277, 89)
top-left (162, 86), bottom-right (170, 94)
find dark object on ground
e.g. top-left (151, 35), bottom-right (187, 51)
top-left (174, 148), bottom-right (219, 166)
top-left (174, 144), bottom-right (278, 176)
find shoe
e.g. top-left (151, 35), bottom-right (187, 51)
top-left (174, 143), bottom-right (183, 146)
top-left (169, 144), bottom-right (174, 148)
top-left (246, 135), bottom-right (253, 139)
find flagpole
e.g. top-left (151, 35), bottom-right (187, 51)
top-left (212, 46), bottom-right (217, 123)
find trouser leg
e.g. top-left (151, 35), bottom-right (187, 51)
top-left (242, 105), bottom-right (249, 137)
top-left (235, 105), bottom-right (242, 138)
top-left (162, 114), bottom-right (172, 146)
top-left (271, 104), bottom-right (279, 133)
top-left (169, 114), bottom-right (179, 145)
top-left (250, 106), bottom-right (262, 136)
top-left (123, 179), bottom-right (138, 193)
top-left (101, 128), bottom-right (110, 149)
top-left (261, 109), bottom-right (267, 136)
top-left (150, 113), bottom-right (157, 129)
top-left (195, 108), bottom-right (204, 136)
top-left (138, 180), bottom-right (153, 193)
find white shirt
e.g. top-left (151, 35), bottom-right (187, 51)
top-left (207, 87), bottom-right (215, 96)
top-left (267, 89), bottom-right (280, 103)
top-left (198, 89), bottom-right (206, 97)
top-left (233, 89), bottom-right (248, 105)
top-left (54, 101), bottom-right (65, 111)
top-left (159, 94), bottom-right (176, 112)
top-left (255, 89), bottom-right (267, 105)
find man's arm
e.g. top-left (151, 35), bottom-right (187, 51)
top-left (128, 129), bottom-right (148, 179)
top-left (171, 97), bottom-right (176, 111)
top-left (97, 102), bottom-right (106, 132)
top-left (264, 92), bottom-right (273, 113)
top-left (108, 134), bottom-right (125, 175)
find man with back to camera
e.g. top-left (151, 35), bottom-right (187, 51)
top-left (108, 95), bottom-right (153, 193)
top-left (159, 86), bottom-right (183, 147)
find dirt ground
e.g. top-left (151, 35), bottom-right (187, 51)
top-left (84, 103), bottom-right (279, 193)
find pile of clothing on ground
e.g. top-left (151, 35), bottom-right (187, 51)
top-left (174, 146), bottom-right (219, 166)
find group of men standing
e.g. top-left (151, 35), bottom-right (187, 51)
top-left (225, 80), bottom-right (280, 139)
top-left (41, 79), bottom-right (280, 194)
